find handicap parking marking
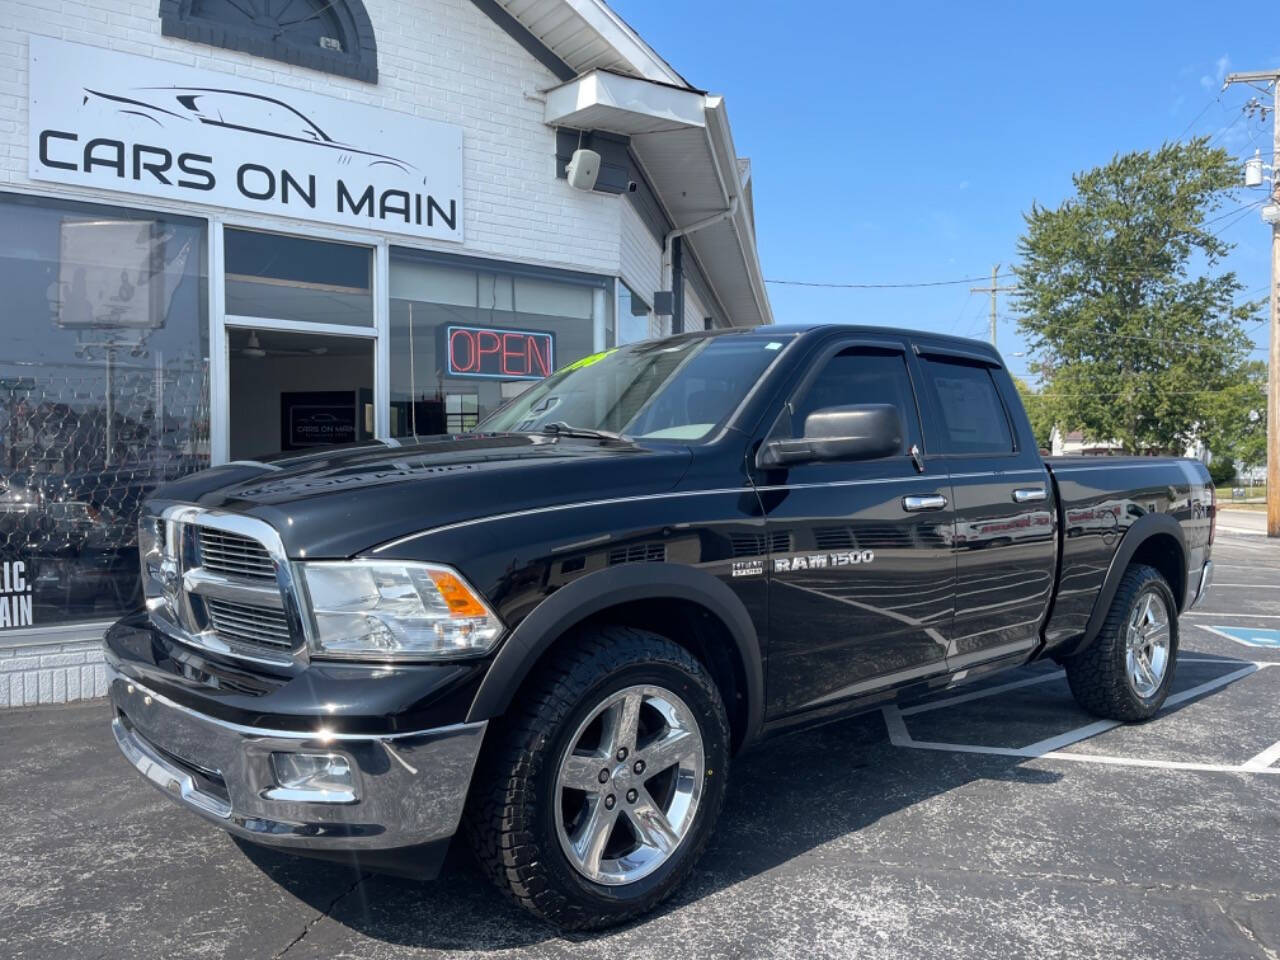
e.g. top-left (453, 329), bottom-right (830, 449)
top-left (1198, 625), bottom-right (1280, 649)
top-left (883, 656), bottom-right (1280, 775)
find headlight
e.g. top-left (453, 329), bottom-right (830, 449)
top-left (299, 560), bottom-right (504, 660)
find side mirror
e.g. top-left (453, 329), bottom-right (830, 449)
top-left (759, 403), bottom-right (904, 468)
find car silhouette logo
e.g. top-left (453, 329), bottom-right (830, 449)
top-left (82, 85), bottom-right (418, 175)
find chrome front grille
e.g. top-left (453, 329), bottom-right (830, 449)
top-left (204, 598), bottom-right (294, 652)
top-left (142, 505), bottom-right (303, 665)
top-left (197, 528), bottom-right (276, 580)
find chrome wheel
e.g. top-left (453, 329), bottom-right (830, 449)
top-left (554, 684), bottom-right (705, 886)
top-left (1125, 591), bottom-right (1171, 698)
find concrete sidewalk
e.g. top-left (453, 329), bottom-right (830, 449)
top-left (1217, 508), bottom-right (1271, 537)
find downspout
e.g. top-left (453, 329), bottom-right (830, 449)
top-left (661, 196), bottom-right (737, 330)
top-left (661, 118), bottom-right (738, 326)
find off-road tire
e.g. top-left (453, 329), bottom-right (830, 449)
top-left (1064, 563), bottom-right (1178, 722)
top-left (464, 625), bottom-right (730, 930)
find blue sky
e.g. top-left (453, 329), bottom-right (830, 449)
top-left (610, 0), bottom-right (1277, 384)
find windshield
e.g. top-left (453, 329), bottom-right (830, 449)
top-left (477, 334), bottom-right (793, 441)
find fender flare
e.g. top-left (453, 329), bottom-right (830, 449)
top-left (1073, 512), bottom-right (1187, 657)
top-left (466, 563), bottom-right (765, 749)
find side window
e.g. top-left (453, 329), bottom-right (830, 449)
top-left (921, 358), bottom-right (1014, 454)
top-left (789, 348), bottom-right (922, 452)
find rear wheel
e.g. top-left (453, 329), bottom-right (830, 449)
top-left (466, 626), bottom-right (729, 930)
top-left (1064, 563), bottom-right (1178, 721)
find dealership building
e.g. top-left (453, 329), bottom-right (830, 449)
top-left (0, 0), bottom-right (773, 704)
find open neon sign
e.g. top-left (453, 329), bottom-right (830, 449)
top-left (446, 325), bottom-right (555, 380)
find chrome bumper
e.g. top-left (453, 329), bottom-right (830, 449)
top-left (1190, 559), bottom-right (1214, 609)
top-left (107, 667), bottom-right (486, 851)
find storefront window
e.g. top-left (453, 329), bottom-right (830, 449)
top-left (0, 193), bottom-right (208, 630)
top-left (388, 251), bottom-right (603, 437)
top-left (224, 228), bottom-right (372, 327)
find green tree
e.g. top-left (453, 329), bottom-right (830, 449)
top-left (1013, 376), bottom-right (1054, 451)
top-left (1201, 359), bottom-right (1268, 472)
top-left (1013, 139), bottom-right (1261, 454)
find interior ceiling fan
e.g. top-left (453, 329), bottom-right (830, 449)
top-left (238, 331), bottom-right (328, 358)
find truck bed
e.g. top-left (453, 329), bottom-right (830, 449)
top-left (1040, 456), bottom-right (1213, 655)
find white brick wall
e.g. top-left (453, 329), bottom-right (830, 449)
top-left (2, 0), bottom-right (623, 277)
top-left (0, 636), bottom-right (107, 707)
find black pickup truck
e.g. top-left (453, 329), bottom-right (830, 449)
top-left (105, 325), bottom-right (1215, 929)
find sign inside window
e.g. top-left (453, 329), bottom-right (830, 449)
top-left (446, 325), bottom-right (555, 381)
top-left (282, 392), bottom-right (358, 449)
top-left (1, 561), bottom-right (34, 630)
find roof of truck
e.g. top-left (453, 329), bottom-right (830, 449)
top-left (661, 324), bottom-right (1004, 359)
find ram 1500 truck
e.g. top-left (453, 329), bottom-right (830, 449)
top-left (105, 325), bottom-right (1215, 929)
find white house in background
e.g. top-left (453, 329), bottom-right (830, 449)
top-left (1050, 428), bottom-right (1124, 457)
top-left (1049, 427), bottom-right (1206, 460)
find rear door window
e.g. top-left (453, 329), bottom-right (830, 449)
top-left (920, 357), bottom-right (1014, 454)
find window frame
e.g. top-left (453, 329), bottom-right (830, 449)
top-left (764, 336), bottom-right (927, 464)
top-left (915, 352), bottom-right (1020, 459)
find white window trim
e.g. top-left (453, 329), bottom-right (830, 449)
top-left (211, 216), bottom-right (386, 465)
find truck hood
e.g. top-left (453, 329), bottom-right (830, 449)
top-left (154, 434), bottom-right (692, 558)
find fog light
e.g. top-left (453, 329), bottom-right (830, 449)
top-left (265, 752), bottom-right (356, 803)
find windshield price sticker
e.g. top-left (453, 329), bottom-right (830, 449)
top-left (0, 561), bottom-right (33, 629)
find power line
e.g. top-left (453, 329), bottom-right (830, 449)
top-left (1020, 388), bottom-right (1260, 401)
top-left (1209, 200), bottom-right (1266, 239)
top-left (1176, 93), bottom-right (1222, 142)
top-left (773, 255), bottom-right (1261, 292)
top-left (1003, 315), bottom-right (1268, 348)
top-left (764, 273), bottom-right (1008, 289)
top-left (1204, 198), bottom-right (1265, 227)
top-left (1208, 99), bottom-right (1252, 149)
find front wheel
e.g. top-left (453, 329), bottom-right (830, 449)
top-left (465, 626), bottom-right (729, 930)
top-left (1064, 563), bottom-right (1178, 721)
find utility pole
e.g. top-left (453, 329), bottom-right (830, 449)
top-left (971, 263), bottom-right (1016, 348)
top-left (1225, 70), bottom-right (1280, 537)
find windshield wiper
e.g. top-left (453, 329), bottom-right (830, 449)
top-left (540, 421), bottom-right (625, 441)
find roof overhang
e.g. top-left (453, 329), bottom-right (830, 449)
top-left (544, 70), bottom-right (773, 327)
top-left (494, 0), bottom-right (687, 85)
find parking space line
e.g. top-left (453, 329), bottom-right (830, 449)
top-left (883, 660), bottom-right (1280, 776)
top-left (1031, 752), bottom-right (1280, 776)
top-left (1243, 740), bottom-right (1280, 772)
top-left (1021, 717), bottom-right (1124, 754)
top-left (1188, 612), bottom-right (1280, 619)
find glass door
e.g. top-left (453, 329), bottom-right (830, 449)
top-left (213, 225), bottom-right (380, 462)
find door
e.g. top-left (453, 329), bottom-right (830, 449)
top-left (227, 328), bottom-right (374, 460)
top-left (757, 339), bottom-right (955, 717)
top-left (913, 348), bottom-right (1056, 669)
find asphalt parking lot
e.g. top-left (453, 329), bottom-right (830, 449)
top-left (3, 528), bottom-right (1278, 960)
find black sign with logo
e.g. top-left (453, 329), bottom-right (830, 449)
top-left (282, 391), bottom-right (358, 450)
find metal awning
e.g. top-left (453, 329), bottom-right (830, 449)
top-left (544, 70), bottom-right (772, 327)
